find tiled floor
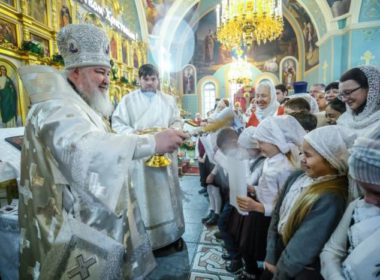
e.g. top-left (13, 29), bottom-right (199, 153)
top-left (146, 176), bottom-right (235, 280)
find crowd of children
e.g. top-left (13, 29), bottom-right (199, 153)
top-left (194, 65), bottom-right (380, 280)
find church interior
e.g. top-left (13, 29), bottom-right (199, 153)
top-left (0, 0), bottom-right (379, 279)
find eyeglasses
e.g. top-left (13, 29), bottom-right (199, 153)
top-left (337, 86), bottom-right (361, 100)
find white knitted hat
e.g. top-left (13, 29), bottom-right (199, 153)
top-left (349, 129), bottom-right (380, 185)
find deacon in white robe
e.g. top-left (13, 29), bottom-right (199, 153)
top-left (112, 68), bottom-right (184, 250)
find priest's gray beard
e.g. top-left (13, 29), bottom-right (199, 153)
top-left (87, 88), bottom-right (114, 118)
top-left (75, 76), bottom-right (114, 118)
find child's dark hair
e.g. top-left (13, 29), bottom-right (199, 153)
top-left (325, 82), bottom-right (339, 92)
top-left (289, 111), bottom-right (317, 132)
top-left (284, 97), bottom-right (311, 112)
top-left (138, 64), bottom-right (159, 78)
top-left (216, 128), bottom-right (238, 150)
top-left (275, 84), bottom-right (287, 93)
top-left (327, 98), bottom-right (346, 114)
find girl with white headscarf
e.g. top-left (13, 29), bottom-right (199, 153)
top-left (246, 80), bottom-right (284, 127)
top-left (236, 115), bottom-right (305, 279)
top-left (337, 65), bottom-right (380, 135)
top-left (263, 126), bottom-right (357, 280)
top-left (321, 127), bottom-right (380, 280)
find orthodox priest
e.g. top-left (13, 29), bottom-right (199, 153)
top-left (112, 64), bottom-right (185, 250)
top-left (18, 24), bottom-right (186, 279)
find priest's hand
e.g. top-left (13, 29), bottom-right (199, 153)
top-left (155, 129), bottom-right (188, 154)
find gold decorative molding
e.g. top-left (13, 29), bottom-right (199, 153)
top-left (0, 0), bottom-right (145, 122)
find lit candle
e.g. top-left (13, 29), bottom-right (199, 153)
top-left (216, 4), bottom-right (220, 27)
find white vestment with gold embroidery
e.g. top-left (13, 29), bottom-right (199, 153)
top-left (18, 66), bottom-right (156, 279)
top-left (112, 90), bottom-right (184, 249)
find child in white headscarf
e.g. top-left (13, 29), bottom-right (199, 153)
top-left (224, 126), bottom-right (267, 273)
top-left (238, 126), bottom-right (266, 189)
top-left (236, 115), bottom-right (305, 279)
top-left (320, 126), bottom-right (380, 280)
top-left (262, 126), bottom-right (357, 280)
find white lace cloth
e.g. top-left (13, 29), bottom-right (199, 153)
top-left (0, 127), bottom-right (23, 181)
top-left (337, 65), bottom-right (380, 133)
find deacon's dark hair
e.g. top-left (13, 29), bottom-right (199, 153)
top-left (340, 68), bottom-right (369, 89)
top-left (216, 128), bottom-right (238, 150)
top-left (222, 98), bottom-right (230, 107)
top-left (327, 98), bottom-right (346, 114)
top-left (289, 111), bottom-right (317, 132)
top-left (275, 84), bottom-right (288, 93)
top-left (284, 97), bottom-right (311, 112)
top-left (325, 82), bottom-right (339, 92)
top-left (138, 64), bottom-right (159, 78)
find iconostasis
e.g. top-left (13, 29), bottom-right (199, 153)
top-left (0, 0), bottom-right (146, 127)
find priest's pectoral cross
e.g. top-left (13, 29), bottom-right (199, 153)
top-left (322, 61), bottom-right (328, 83)
top-left (102, 117), bottom-right (115, 133)
top-left (67, 255), bottom-right (97, 279)
top-left (361, 51), bottom-right (375, 65)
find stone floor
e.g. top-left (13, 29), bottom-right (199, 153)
top-left (146, 176), bottom-right (235, 280)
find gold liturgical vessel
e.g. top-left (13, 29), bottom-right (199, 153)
top-left (139, 117), bottom-right (233, 168)
top-left (138, 128), bottom-right (172, 168)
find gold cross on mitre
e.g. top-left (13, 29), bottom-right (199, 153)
top-left (361, 51), bottom-right (375, 65)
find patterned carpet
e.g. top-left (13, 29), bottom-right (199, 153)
top-left (189, 226), bottom-right (235, 280)
top-left (146, 176), bottom-right (236, 280)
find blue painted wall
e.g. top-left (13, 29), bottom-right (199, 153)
top-left (319, 26), bottom-right (380, 82)
top-left (350, 28), bottom-right (380, 68)
top-left (304, 66), bottom-right (320, 88)
top-left (182, 94), bottom-right (199, 118)
top-left (318, 0), bottom-right (380, 84)
top-left (360, 0), bottom-right (380, 22)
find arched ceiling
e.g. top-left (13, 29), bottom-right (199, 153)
top-left (136, 0), bottom-right (341, 42)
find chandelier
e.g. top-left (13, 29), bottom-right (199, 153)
top-left (228, 55), bottom-right (252, 85)
top-left (216, 0), bottom-right (284, 49)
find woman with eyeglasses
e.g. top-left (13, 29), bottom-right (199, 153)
top-left (337, 65), bottom-right (380, 135)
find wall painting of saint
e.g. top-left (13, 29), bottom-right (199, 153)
top-left (0, 19), bottom-right (17, 47)
top-left (0, 62), bottom-right (21, 127)
top-left (182, 65), bottom-right (196, 95)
